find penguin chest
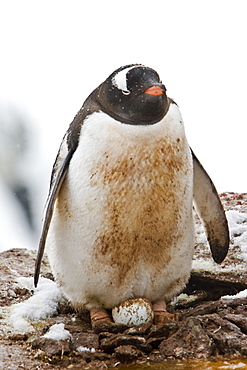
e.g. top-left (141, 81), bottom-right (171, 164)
top-left (56, 112), bottom-right (193, 279)
top-left (92, 143), bottom-right (190, 274)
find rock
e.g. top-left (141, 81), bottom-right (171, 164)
top-left (185, 272), bottom-right (247, 301)
top-left (92, 321), bottom-right (129, 334)
top-left (200, 313), bottom-right (247, 356)
top-left (179, 300), bottom-right (220, 319)
top-left (146, 322), bottom-right (179, 349)
top-left (65, 315), bottom-right (91, 333)
top-left (147, 322), bottom-right (178, 339)
top-left (8, 333), bottom-right (28, 341)
top-left (223, 313), bottom-right (247, 334)
top-left (98, 331), bottom-right (113, 341)
top-left (114, 345), bottom-right (142, 363)
top-left (100, 334), bottom-right (152, 354)
top-left (147, 336), bottom-right (167, 349)
top-left (124, 322), bottom-right (152, 336)
top-left (147, 351), bottom-right (166, 363)
top-left (220, 296), bottom-right (247, 308)
top-left (70, 331), bottom-right (99, 352)
top-left (31, 337), bottom-right (70, 355)
top-left (174, 290), bottom-right (209, 308)
top-left (76, 348), bottom-right (111, 362)
top-left (159, 317), bottom-right (214, 359)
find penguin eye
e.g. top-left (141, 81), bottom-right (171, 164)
top-left (122, 89), bottom-right (130, 96)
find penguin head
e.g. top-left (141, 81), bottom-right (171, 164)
top-left (97, 64), bottom-right (169, 125)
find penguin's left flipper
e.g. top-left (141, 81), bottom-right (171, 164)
top-left (192, 150), bottom-right (229, 263)
top-left (34, 147), bottom-right (74, 287)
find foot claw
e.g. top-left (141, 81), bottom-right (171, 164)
top-left (90, 308), bottom-right (113, 324)
top-left (152, 299), bottom-right (175, 325)
top-left (153, 311), bottom-right (175, 325)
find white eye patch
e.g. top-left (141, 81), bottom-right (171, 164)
top-left (112, 64), bottom-right (143, 92)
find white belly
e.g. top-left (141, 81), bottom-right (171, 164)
top-left (46, 106), bottom-right (194, 310)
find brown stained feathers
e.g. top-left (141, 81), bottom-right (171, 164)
top-left (89, 137), bottom-right (192, 287)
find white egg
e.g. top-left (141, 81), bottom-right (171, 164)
top-left (112, 298), bottom-right (154, 326)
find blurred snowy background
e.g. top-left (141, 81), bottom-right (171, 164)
top-left (0, 0), bottom-right (246, 252)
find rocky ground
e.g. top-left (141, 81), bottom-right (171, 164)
top-left (1, 192), bottom-right (247, 369)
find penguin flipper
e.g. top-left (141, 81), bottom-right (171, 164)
top-left (192, 150), bottom-right (229, 263)
top-left (34, 148), bottom-right (74, 287)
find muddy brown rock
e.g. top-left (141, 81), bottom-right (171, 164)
top-left (159, 317), bottom-right (214, 359)
top-left (76, 349), bottom-right (111, 363)
top-left (124, 322), bottom-right (152, 336)
top-left (114, 345), bottom-right (143, 363)
top-left (178, 300), bottom-right (220, 319)
top-left (147, 322), bottom-right (178, 339)
top-left (100, 333), bottom-right (152, 354)
top-left (200, 313), bottom-right (247, 356)
top-left (92, 321), bottom-right (129, 334)
top-left (32, 337), bottom-right (71, 355)
top-left (70, 331), bottom-right (99, 351)
top-left (223, 313), bottom-right (247, 334)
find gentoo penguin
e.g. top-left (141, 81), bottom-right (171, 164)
top-left (34, 64), bottom-right (229, 325)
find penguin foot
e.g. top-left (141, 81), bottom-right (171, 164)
top-left (152, 299), bottom-right (175, 325)
top-left (90, 308), bottom-right (113, 324)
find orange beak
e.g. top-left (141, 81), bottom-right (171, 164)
top-left (144, 86), bottom-right (165, 96)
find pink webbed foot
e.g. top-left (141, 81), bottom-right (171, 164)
top-left (152, 299), bottom-right (175, 325)
top-left (90, 308), bottom-right (113, 325)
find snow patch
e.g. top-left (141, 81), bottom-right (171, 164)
top-left (226, 210), bottom-right (247, 261)
top-left (195, 219), bottom-right (208, 245)
top-left (43, 323), bottom-right (71, 340)
top-left (171, 293), bottom-right (200, 306)
top-left (193, 209), bottom-right (247, 270)
top-left (3, 277), bottom-right (63, 334)
top-left (192, 258), bottom-right (218, 272)
top-left (221, 289), bottom-right (247, 300)
top-left (77, 346), bottom-right (96, 353)
top-left (14, 277), bottom-right (63, 320)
